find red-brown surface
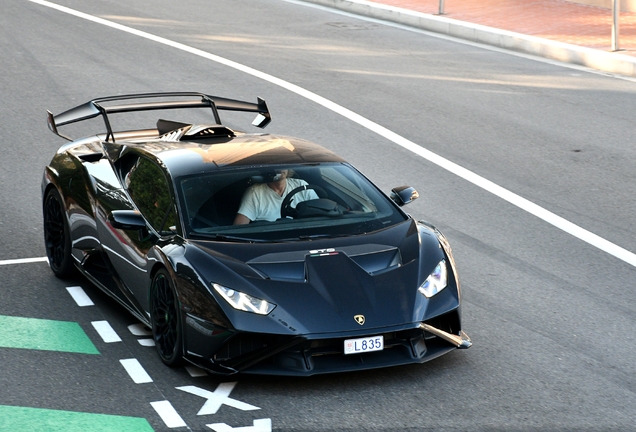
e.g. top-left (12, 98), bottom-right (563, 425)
top-left (374, 0), bottom-right (636, 55)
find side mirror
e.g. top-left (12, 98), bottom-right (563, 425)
top-left (110, 210), bottom-right (154, 242)
top-left (110, 210), bottom-right (147, 230)
top-left (390, 186), bottom-right (419, 206)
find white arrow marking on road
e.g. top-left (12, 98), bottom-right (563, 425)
top-left (176, 383), bottom-right (260, 415)
top-left (207, 418), bottom-right (272, 432)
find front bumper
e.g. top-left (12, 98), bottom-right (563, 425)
top-left (184, 309), bottom-right (470, 376)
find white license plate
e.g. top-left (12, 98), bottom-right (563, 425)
top-left (344, 335), bottom-right (384, 355)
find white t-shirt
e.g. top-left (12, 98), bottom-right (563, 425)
top-left (237, 178), bottom-right (318, 222)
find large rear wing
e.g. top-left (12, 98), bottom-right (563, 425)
top-left (47, 92), bottom-right (271, 142)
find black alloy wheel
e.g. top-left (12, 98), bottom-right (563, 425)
top-left (150, 269), bottom-right (183, 366)
top-left (43, 188), bottom-right (75, 278)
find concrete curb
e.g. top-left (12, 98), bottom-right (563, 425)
top-left (305, 0), bottom-right (636, 77)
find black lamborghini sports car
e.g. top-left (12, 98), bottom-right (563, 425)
top-left (42, 92), bottom-right (470, 376)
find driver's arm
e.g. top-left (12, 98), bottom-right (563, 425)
top-left (234, 185), bottom-right (258, 225)
top-left (233, 213), bottom-right (251, 225)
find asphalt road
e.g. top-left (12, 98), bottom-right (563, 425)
top-left (2, 0), bottom-right (636, 430)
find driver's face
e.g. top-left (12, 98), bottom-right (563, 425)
top-left (275, 169), bottom-right (289, 180)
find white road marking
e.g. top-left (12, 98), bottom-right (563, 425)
top-left (91, 320), bottom-right (122, 343)
top-left (128, 323), bottom-right (152, 336)
top-left (176, 383), bottom-right (260, 415)
top-left (28, 0), bottom-right (636, 268)
top-left (120, 358), bottom-right (153, 384)
top-left (0, 257), bottom-right (48, 266)
top-left (150, 400), bottom-right (187, 428)
top-left (127, 324), bottom-right (155, 345)
top-left (185, 365), bottom-right (208, 377)
top-left (207, 418), bottom-right (272, 432)
top-left (66, 286), bottom-right (94, 307)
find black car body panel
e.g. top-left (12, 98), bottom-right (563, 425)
top-left (42, 92), bottom-right (470, 376)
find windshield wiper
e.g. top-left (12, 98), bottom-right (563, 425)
top-left (191, 233), bottom-right (263, 242)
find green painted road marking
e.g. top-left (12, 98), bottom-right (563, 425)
top-left (0, 315), bottom-right (99, 354)
top-left (0, 405), bottom-right (154, 432)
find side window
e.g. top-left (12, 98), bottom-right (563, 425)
top-left (126, 157), bottom-right (177, 233)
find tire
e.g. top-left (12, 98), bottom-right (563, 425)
top-left (43, 188), bottom-right (75, 278)
top-left (150, 269), bottom-right (183, 366)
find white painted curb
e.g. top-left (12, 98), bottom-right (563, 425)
top-left (305, 0), bottom-right (636, 77)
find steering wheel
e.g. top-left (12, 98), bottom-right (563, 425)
top-left (280, 184), bottom-right (327, 219)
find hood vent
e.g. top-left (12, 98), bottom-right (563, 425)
top-left (247, 244), bottom-right (402, 282)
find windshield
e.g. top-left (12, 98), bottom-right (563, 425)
top-left (177, 163), bottom-right (407, 241)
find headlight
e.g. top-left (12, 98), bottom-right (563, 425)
top-left (418, 260), bottom-right (447, 298)
top-left (212, 283), bottom-right (276, 315)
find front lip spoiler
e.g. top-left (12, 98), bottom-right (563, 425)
top-left (419, 323), bottom-right (472, 349)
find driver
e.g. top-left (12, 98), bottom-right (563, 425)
top-left (233, 169), bottom-right (318, 225)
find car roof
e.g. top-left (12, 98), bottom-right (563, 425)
top-left (120, 132), bottom-right (346, 178)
